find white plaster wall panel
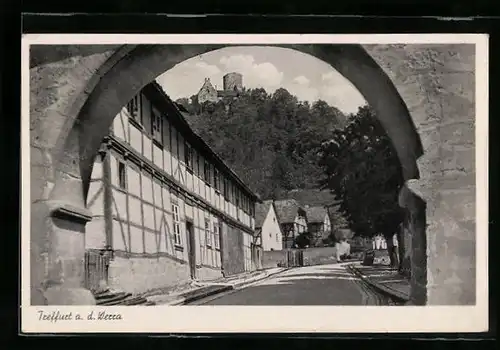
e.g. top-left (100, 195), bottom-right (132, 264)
top-left (141, 173), bottom-right (153, 204)
top-left (153, 143), bottom-right (163, 170)
top-left (186, 171), bottom-right (193, 192)
top-left (87, 182), bottom-right (104, 216)
top-left (128, 167), bottom-right (141, 198)
top-left (90, 158), bottom-right (103, 180)
top-left (154, 208), bottom-right (163, 232)
top-left (153, 180), bottom-right (162, 207)
top-left (163, 148), bottom-right (172, 176)
top-left (128, 196), bottom-right (142, 226)
top-left (185, 204), bottom-right (193, 219)
top-left (161, 187), bottom-right (171, 214)
top-left (129, 123), bottom-right (142, 154)
top-left (112, 219), bottom-right (128, 252)
top-left (111, 189), bottom-right (127, 221)
top-left (85, 218), bottom-right (106, 249)
top-left (143, 203), bottom-right (155, 230)
top-left (129, 226), bottom-right (143, 254)
top-left (112, 112), bottom-right (127, 142)
top-left (144, 231), bottom-right (157, 254)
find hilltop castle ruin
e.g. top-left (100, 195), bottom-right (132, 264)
top-left (197, 72), bottom-right (243, 104)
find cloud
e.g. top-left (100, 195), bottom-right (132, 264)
top-left (287, 84), bottom-right (319, 103)
top-left (193, 61), bottom-right (221, 76)
top-left (292, 75), bottom-right (310, 85)
top-left (219, 54), bottom-right (284, 90)
top-left (319, 71), bottom-right (366, 114)
top-left (155, 59), bottom-right (223, 99)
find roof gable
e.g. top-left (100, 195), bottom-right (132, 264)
top-left (198, 78), bottom-right (217, 95)
top-left (305, 206), bottom-right (328, 224)
top-left (255, 200), bottom-right (272, 229)
top-left (274, 199), bottom-right (305, 224)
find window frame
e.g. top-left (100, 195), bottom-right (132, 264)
top-left (172, 204), bottom-right (182, 246)
top-left (185, 142), bottom-right (194, 171)
top-left (126, 95), bottom-right (141, 124)
top-left (204, 160), bottom-right (211, 185)
top-left (151, 107), bottom-right (163, 145)
top-left (213, 221), bottom-right (220, 250)
top-left (213, 168), bottom-right (220, 192)
top-left (205, 219), bottom-right (212, 248)
top-left (118, 160), bottom-right (127, 190)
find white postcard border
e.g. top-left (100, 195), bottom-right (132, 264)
top-left (21, 33), bottom-right (489, 333)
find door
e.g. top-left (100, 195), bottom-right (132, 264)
top-left (186, 221), bottom-right (196, 279)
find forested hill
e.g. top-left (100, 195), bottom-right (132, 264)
top-left (176, 87), bottom-right (350, 200)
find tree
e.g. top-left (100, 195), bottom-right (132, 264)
top-left (177, 87), bottom-right (347, 202)
top-left (318, 105), bottom-right (405, 267)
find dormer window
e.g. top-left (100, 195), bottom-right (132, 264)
top-left (185, 142), bottom-right (194, 170)
top-left (204, 161), bottom-right (211, 184)
top-left (151, 109), bottom-right (163, 144)
top-left (126, 95), bottom-right (141, 123)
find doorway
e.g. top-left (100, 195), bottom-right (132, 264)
top-left (186, 221), bottom-right (196, 280)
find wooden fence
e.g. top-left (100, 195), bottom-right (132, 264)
top-left (84, 249), bottom-right (111, 293)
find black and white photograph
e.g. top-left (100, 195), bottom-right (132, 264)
top-left (22, 34), bottom-right (488, 333)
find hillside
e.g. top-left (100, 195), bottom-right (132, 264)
top-left (177, 87), bottom-right (352, 200)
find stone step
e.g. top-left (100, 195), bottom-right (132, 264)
top-left (96, 293), bottom-right (133, 306)
top-left (95, 291), bottom-right (130, 301)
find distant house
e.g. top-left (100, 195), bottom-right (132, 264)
top-left (273, 199), bottom-right (308, 249)
top-left (254, 200), bottom-right (283, 251)
top-left (305, 205), bottom-right (332, 246)
top-left (372, 233), bottom-right (399, 250)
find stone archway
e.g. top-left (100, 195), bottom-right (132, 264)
top-left (29, 43), bottom-right (476, 306)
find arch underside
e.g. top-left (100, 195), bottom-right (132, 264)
top-left (50, 43), bottom-right (423, 206)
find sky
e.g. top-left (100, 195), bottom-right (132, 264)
top-left (156, 46), bottom-right (366, 115)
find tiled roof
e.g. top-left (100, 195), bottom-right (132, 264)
top-left (305, 206), bottom-right (328, 224)
top-left (255, 200), bottom-right (273, 229)
top-left (274, 199), bottom-right (303, 224)
top-left (282, 189), bottom-right (338, 207)
top-left (148, 80), bottom-right (260, 201)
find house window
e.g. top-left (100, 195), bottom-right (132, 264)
top-left (205, 220), bottom-right (212, 247)
top-left (196, 153), bottom-right (201, 177)
top-left (223, 178), bottom-right (228, 199)
top-left (204, 161), bottom-right (211, 184)
top-left (151, 109), bottom-right (163, 144)
top-left (126, 95), bottom-right (140, 123)
top-left (172, 204), bottom-right (182, 246)
top-left (185, 142), bottom-right (194, 170)
top-left (213, 222), bottom-right (220, 250)
top-left (118, 161), bottom-right (127, 190)
top-left (213, 168), bottom-right (220, 192)
top-left (276, 233), bottom-right (279, 243)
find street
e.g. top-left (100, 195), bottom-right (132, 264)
top-left (191, 263), bottom-right (384, 305)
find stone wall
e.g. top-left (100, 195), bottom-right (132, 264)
top-left (196, 265), bottom-right (223, 281)
top-left (262, 247), bottom-right (338, 268)
top-left (107, 255), bottom-right (190, 294)
top-left (303, 247), bottom-right (338, 266)
top-left (367, 44), bottom-right (476, 305)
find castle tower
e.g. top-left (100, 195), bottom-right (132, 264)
top-left (223, 72), bottom-right (243, 91)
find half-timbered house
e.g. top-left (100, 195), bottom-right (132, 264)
top-left (85, 81), bottom-right (259, 294)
